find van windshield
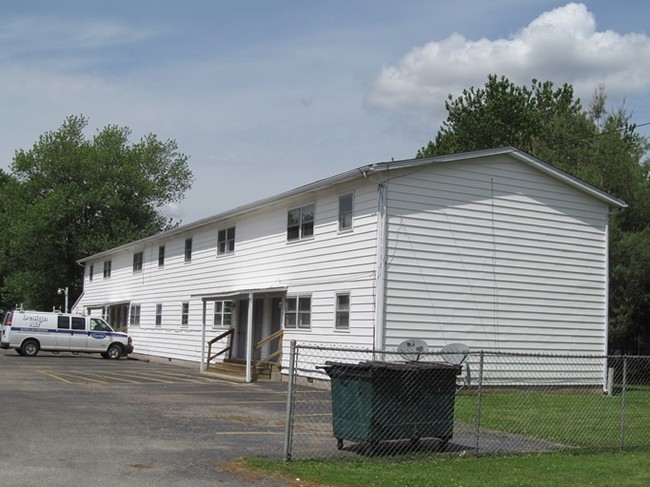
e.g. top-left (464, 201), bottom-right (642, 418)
top-left (90, 318), bottom-right (113, 332)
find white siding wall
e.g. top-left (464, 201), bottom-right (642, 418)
top-left (77, 180), bottom-right (381, 363)
top-left (383, 154), bottom-right (609, 355)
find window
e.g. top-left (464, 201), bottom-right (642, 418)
top-left (158, 245), bottom-right (165, 267)
top-left (155, 304), bottom-right (163, 327)
top-left (284, 295), bottom-right (311, 329)
top-left (89, 265), bottom-right (94, 282)
top-left (287, 204), bottom-right (314, 241)
top-left (335, 293), bottom-right (350, 330)
top-left (57, 316), bottom-right (70, 330)
top-left (181, 302), bottom-right (189, 326)
top-left (184, 238), bottom-right (193, 262)
top-left (103, 260), bottom-right (112, 278)
top-left (129, 305), bottom-right (141, 325)
top-left (90, 318), bottom-right (111, 331)
top-left (71, 317), bottom-right (85, 330)
top-left (217, 227), bottom-right (236, 255)
top-left (133, 252), bottom-right (143, 272)
top-left (339, 193), bottom-right (353, 231)
top-left (213, 301), bottom-right (233, 327)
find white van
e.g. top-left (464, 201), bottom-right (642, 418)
top-left (0, 310), bottom-right (133, 359)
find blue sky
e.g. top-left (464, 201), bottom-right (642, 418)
top-left (1, 1), bottom-right (649, 223)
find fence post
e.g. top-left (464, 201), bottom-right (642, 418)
top-left (283, 340), bottom-right (297, 462)
top-left (474, 351), bottom-right (484, 454)
top-left (619, 356), bottom-right (627, 452)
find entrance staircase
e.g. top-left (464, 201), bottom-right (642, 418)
top-left (204, 328), bottom-right (283, 382)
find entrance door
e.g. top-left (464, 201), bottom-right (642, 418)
top-left (236, 298), bottom-right (264, 359)
top-left (269, 297), bottom-right (282, 359)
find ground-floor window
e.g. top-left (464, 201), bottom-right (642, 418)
top-left (155, 304), bottom-right (163, 327)
top-left (213, 301), bottom-right (233, 327)
top-left (181, 302), bottom-right (189, 326)
top-left (129, 304), bottom-right (141, 326)
top-left (335, 293), bottom-right (350, 330)
top-left (285, 295), bottom-right (311, 329)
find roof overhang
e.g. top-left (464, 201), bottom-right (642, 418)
top-left (192, 287), bottom-right (288, 302)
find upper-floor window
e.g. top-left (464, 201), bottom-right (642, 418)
top-left (158, 245), bottom-right (165, 267)
top-left (129, 305), bottom-right (141, 325)
top-left (339, 193), bottom-right (353, 231)
top-left (217, 227), bottom-right (236, 255)
top-left (133, 252), bottom-right (143, 272)
top-left (335, 293), bottom-right (350, 330)
top-left (284, 295), bottom-right (311, 329)
top-left (184, 238), bottom-right (193, 262)
top-left (155, 304), bottom-right (163, 327)
top-left (287, 204), bottom-right (314, 241)
top-left (181, 302), bottom-right (189, 326)
top-left (213, 301), bottom-right (233, 327)
top-left (103, 260), bottom-right (112, 278)
top-left (89, 265), bottom-right (94, 281)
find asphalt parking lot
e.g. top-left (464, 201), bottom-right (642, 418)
top-left (0, 350), bottom-right (291, 487)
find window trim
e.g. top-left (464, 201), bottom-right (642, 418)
top-left (335, 292), bottom-right (350, 331)
top-left (132, 251), bottom-right (143, 273)
top-left (213, 300), bottom-right (234, 327)
top-left (217, 226), bottom-right (236, 256)
top-left (129, 304), bottom-right (141, 326)
top-left (287, 203), bottom-right (315, 242)
top-left (155, 304), bottom-right (163, 327)
top-left (338, 193), bottom-right (354, 232)
top-left (184, 237), bottom-right (193, 262)
top-left (284, 295), bottom-right (312, 330)
top-left (103, 260), bottom-right (112, 278)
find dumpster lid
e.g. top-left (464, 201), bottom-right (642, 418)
top-left (322, 360), bottom-right (461, 371)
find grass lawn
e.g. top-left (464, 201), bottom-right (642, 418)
top-left (238, 384), bottom-right (650, 485)
top-left (242, 451), bottom-right (650, 486)
top-left (454, 386), bottom-right (650, 450)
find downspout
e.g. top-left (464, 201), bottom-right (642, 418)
top-left (245, 292), bottom-right (254, 383)
top-left (374, 182), bottom-right (389, 351)
top-left (200, 299), bottom-right (207, 373)
top-left (603, 214), bottom-right (610, 392)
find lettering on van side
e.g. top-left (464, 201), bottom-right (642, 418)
top-left (23, 314), bottom-right (49, 327)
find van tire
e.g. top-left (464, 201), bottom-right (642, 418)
top-left (15, 348), bottom-right (24, 356)
top-left (100, 352), bottom-right (109, 359)
top-left (107, 344), bottom-right (123, 360)
top-left (21, 339), bottom-right (40, 357)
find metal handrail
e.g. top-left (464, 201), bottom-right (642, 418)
top-left (206, 328), bottom-right (234, 367)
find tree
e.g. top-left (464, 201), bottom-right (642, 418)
top-left (418, 75), bottom-right (650, 353)
top-left (1, 115), bottom-right (193, 311)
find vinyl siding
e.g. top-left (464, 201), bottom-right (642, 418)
top-left (382, 154), bottom-right (609, 355)
top-left (77, 180), bottom-right (380, 362)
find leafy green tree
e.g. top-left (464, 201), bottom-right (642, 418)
top-left (418, 75), bottom-right (650, 353)
top-left (1, 115), bottom-right (193, 311)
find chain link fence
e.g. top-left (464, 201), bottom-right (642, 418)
top-left (282, 341), bottom-right (650, 461)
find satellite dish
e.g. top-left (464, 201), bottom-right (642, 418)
top-left (440, 342), bottom-right (470, 365)
top-left (398, 339), bottom-right (429, 362)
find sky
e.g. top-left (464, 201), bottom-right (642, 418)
top-left (1, 0), bottom-right (649, 224)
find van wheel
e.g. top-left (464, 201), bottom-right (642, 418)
top-left (21, 339), bottom-right (40, 357)
top-left (106, 344), bottom-right (123, 360)
top-left (100, 352), bottom-right (109, 359)
top-left (15, 348), bottom-right (24, 356)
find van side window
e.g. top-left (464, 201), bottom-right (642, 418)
top-left (71, 317), bottom-right (85, 330)
top-left (57, 316), bottom-right (70, 329)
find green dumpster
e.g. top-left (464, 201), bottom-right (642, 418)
top-left (321, 361), bottom-right (461, 450)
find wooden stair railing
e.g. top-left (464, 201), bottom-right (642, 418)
top-left (254, 329), bottom-right (284, 373)
top-left (206, 327), bottom-right (234, 369)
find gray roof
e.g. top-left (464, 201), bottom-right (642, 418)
top-left (77, 147), bottom-right (626, 263)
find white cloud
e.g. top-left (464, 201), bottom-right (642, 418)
top-left (366, 3), bottom-right (650, 119)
